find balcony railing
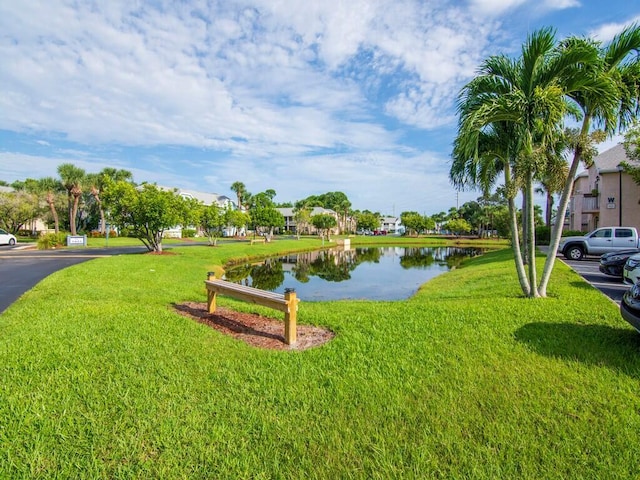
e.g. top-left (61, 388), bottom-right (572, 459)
top-left (582, 195), bottom-right (599, 212)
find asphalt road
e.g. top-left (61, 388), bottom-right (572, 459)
top-left (0, 244), bottom-right (148, 314)
top-left (557, 255), bottom-right (629, 304)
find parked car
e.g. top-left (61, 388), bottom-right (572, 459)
top-left (620, 280), bottom-right (640, 333)
top-left (559, 227), bottom-right (640, 260)
top-left (0, 228), bottom-right (17, 246)
top-left (623, 253), bottom-right (640, 286)
top-left (599, 249), bottom-right (640, 278)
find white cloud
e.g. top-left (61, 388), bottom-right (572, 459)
top-left (0, 0), bottom-right (499, 150)
top-left (589, 16), bottom-right (640, 42)
top-left (468, 0), bottom-right (528, 16)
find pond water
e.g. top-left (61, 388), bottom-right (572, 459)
top-left (223, 246), bottom-right (484, 301)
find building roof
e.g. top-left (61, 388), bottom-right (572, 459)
top-left (156, 185), bottom-right (234, 207)
top-left (576, 143), bottom-right (640, 176)
top-left (176, 188), bottom-right (234, 207)
top-left (277, 207), bottom-right (336, 217)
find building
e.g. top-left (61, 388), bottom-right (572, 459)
top-left (380, 216), bottom-right (402, 233)
top-left (568, 144), bottom-right (640, 232)
top-left (164, 187), bottom-right (235, 238)
top-left (276, 207), bottom-right (340, 235)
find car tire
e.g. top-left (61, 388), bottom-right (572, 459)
top-left (8, 238), bottom-right (15, 246)
top-left (565, 245), bottom-right (584, 260)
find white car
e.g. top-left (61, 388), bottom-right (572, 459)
top-left (0, 228), bottom-right (17, 246)
top-left (623, 253), bottom-right (640, 285)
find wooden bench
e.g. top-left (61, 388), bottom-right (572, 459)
top-left (250, 237), bottom-right (267, 245)
top-left (205, 273), bottom-right (299, 345)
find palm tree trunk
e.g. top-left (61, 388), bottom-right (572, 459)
top-left (505, 165), bottom-right (531, 296)
top-left (71, 193), bottom-right (81, 235)
top-left (526, 171), bottom-right (539, 297)
top-left (521, 190), bottom-right (529, 265)
top-left (47, 192), bottom-right (60, 234)
top-left (539, 119), bottom-right (590, 296)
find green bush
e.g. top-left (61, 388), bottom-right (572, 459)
top-left (535, 226), bottom-right (551, 245)
top-left (182, 229), bottom-right (197, 238)
top-left (561, 229), bottom-right (585, 237)
top-left (37, 232), bottom-right (67, 250)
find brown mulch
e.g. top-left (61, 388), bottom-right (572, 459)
top-left (174, 302), bottom-right (335, 350)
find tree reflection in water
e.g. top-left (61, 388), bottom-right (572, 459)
top-left (223, 247), bottom-right (483, 301)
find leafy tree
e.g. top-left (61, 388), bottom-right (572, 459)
top-left (297, 191), bottom-right (350, 212)
top-left (57, 163), bottom-right (86, 235)
top-left (311, 213), bottom-right (337, 242)
top-left (623, 122), bottom-right (640, 184)
top-left (227, 209), bottom-right (251, 236)
top-left (400, 211), bottom-right (433, 235)
top-left (102, 182), bottom-right (191, 253)
top-left (87, 168), bottom-right (134, 234)
top-left (198, 203), bottom-right (232, 246)
top-left (0, 190), bottom-right (41, 233)
top-left (443, 218), bottom-right (472, 236)
top-left (248, 191), bottom-right (284, 240)
top-left (355, 211), bottom-right (380, 232)
top-left (293, 204), bottom-right (312, 238)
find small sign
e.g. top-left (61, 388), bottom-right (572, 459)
top-left (607, 203), bottom-right (616, 209)
top-left (67, 235), bottom-right (87, 246)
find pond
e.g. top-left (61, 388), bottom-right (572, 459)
top-left (223, 246), bottom-right (484, 301)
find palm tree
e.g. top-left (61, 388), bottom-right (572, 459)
top-left (230, 181), bottom-right (247, 211)
top-left (540, 24), bottom-right (640, 296)
top-left (453, 27), bottom-right (600, 297)
top-left (57, 163), bottom-right (86, 235)
top-left (452, 123), bottom-right (532, 295)
top-left (36, 177), bottom-right (64, 234)
top-left (87, 168), bottom-right (133, 234)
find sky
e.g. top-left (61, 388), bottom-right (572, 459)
top-left (1, 0), bottom-right (639, 216)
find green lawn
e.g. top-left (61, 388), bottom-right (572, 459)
top-left (1, 241), bottom-right (638, 478)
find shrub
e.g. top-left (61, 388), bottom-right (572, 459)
top-left (562, 230), bottom-right (585, 237)
top-left (37, 232), bottom-right (67, 250)
top-left (535, 226), bottom-right (551, 245)
top-left (182, 229), bottom-right (197, 238)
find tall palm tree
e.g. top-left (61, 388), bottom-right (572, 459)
top-left (57, 163), bottom-right (86, 235)
top-left (452, 123), bottom-right (532, 295)
top-left (453, 27), bottom-right (600, 297)
top-left (540, 24), bottom-right (640, 296)
top-left (230, 181), bottom-right (247, 211)
top-left (36, 177), bottom-right (64, 234)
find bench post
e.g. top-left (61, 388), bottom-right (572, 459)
top-left (207, 272), bottom-right (217, 313)
top-left (284, 288), bottom-right (297, 345)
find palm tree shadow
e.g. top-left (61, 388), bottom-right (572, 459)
top-left (514, 322), bottom-right (640, 379)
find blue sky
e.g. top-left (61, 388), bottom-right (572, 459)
top-left (1, 0), bottom-right (638, 215)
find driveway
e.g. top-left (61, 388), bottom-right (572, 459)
top-left (556, 255), bottom-right (629, 304)
top-left (0, 245), bottom-right (148, 314)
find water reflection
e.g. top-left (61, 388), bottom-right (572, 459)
top-left (223, 247), bottom-right (482, 301)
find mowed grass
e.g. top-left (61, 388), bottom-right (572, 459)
top-left (1, 241), bottom-right (639, 478)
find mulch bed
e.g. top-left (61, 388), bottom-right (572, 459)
top-left (174, 302), bottom-right (335, 350)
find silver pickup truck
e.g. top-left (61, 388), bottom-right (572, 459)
top-left (559, 227), bottom-right (640, 260)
